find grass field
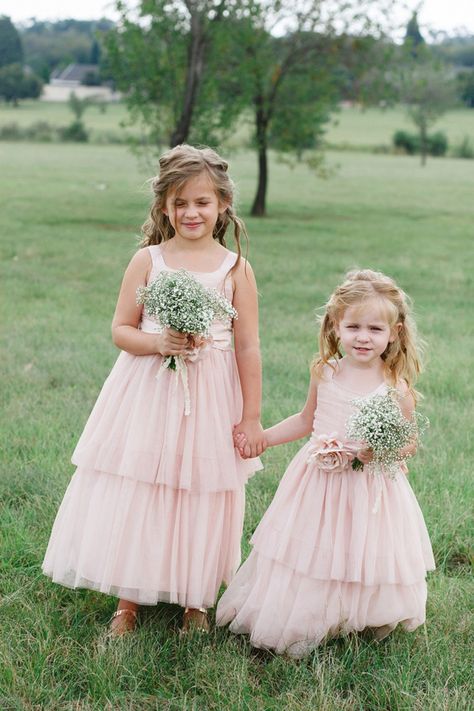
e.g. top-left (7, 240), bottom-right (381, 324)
top-left (1, 140), bottom-right (473, 710)
top-left (1, 101), bottom-right (473, 151)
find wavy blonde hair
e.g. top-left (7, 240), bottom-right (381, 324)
top-left (140, 144), bottom-right (247, 272)
top-left (311, 269), bottom-right (424, 400)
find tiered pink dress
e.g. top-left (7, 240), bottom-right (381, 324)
top-left (216, 367), bottom-right (435, 657)
top-left (42, 245), bottom-right (262, 608)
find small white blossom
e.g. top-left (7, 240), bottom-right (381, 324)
top-left (347, 388), bottom-right (428, 478)
top-left (137, 268), bottom-right (237, 343)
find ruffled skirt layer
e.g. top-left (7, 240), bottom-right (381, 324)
top-left (216, 442), bottom-right (435, 655)
top-left (72, 349), bottom-right (261, 491)
top-left (43, 348), bottom-right (260, 606)
top-left (216, 552), bottom-right (427, 658)
top-left (42, 468), bottom-right (245, 607)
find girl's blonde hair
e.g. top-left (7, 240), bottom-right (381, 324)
top-left (141, 144), bottom-right (247, 271)
top-left (311, 269), bottom-right (423, 400)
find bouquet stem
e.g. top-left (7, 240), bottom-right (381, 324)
top-left (351, 457), bottom-right (364, 471)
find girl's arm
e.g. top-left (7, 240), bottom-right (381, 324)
top-left (397, 381), bottom-right (418, 460)
top-left (232, 259), bottom-right (265, 458)
top-left (111, 249), bottom-right (189, 357)
top-left (264, 378), bottom-right (318, 447)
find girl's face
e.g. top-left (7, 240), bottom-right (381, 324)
top-left (163, 172), bottom-right (227, 243)
top-left (335, 299), bottom-right (400, 367)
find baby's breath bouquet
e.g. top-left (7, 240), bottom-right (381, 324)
top-left (136, 269), bottom-right (237, 414)
top-left (346, 389), bottom-right (428, 479)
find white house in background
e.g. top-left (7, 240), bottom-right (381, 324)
top-left (43, 64), bottom-right (121, 102)
top-left (51, 63), bottom-right (99, 88)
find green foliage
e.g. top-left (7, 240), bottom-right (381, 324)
top-left (395, 47), bottom-right (457, 165)
top-left (393, 129), bottom-right (448, 157)
top-left (451, 135), bottom-right (474, 159)
top-left (458, 68), bottom-right (474, 107)
top-left (0, 15), bottom-right (23, 67)
top-left (404, 11), bottom-right (425, 55)
top-left (0, 63), bottom-right (43, 104)
top-left (434, 34), bottom-right (474, 69)
top-left (59, 120), bottom-right (89, 142)
top-left (104, 0), bottom-right (239, 148)
top-left (20, 19), bottom-right (114, 82)
top-left (393, 129), bottom-right (418, 154)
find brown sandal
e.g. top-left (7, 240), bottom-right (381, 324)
top-left (181, 607), bottom-right (210, 634)
top-left (108, 608), bottom-right (138, 638)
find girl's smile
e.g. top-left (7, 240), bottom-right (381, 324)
top-left (163, 172), bottom-right (226, 243)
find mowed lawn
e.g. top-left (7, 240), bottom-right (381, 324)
top-left (1, 101), bottom-right (474, 151)
top-left (1, 140), bottom-right (473, 710)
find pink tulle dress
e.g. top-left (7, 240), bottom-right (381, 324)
top-left (42, 245), bottom-right (262, 608)
top-left (216, 366), bottom-right (435, 657)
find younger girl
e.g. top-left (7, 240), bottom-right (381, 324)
top-left (43, 144), bottom-right (265, 636)
top-left (217, 269), bottom-right (435, 657)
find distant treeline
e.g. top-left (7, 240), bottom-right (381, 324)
top-left (10, 17), bottom-right (474, 91)
top-left (18, 19), bottom-right (114, 82)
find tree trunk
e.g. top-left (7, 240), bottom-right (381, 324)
top-left (169, 10), bottom-right (206, 146)
top-left (251, 98), bottom-right (268, 216)
top-left (419, 121), bottom-right (427, 167)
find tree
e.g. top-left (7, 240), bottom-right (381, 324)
top-left (404, 11), bottom-right (424, 55)
top-left (0, 16), bottom-right (23, 67)
top-left (0, 63), bottom-right (42, 104)
top-left (105, 0), bottom-right (234, 147)
top-left (458, 69), bottom-right (474, 108)
top-left (397, 52), bottom-right (457, 165)
top-left (231, 0), bottom-right (396, 216)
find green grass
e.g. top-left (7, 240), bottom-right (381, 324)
top-left (1, 101), bottom-right (473, 152)
top-left (325, 106), bottom-right (474, 149)
top-left (1, 142), bottom-right (473, 709)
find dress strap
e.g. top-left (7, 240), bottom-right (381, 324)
top-left (147, 244), bottom-right (163, 269)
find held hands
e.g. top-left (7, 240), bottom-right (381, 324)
top-left (233, 420), bottom-right (266, 459)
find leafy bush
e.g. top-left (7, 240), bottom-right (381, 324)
top-left (393, 129), bottom-right (448, 156)
top-left (25, 120), bottom-right (54, 142)
top-left (451, 135), bottom-right (474, 159)
top-left (393, 130), bottom-right (418, 155)
top-left (59, 120), bottom-right (88, 142)
top-left (427, 131), bottom-right (448, 156)
top-left (0, 122), bottom-right (23, 140)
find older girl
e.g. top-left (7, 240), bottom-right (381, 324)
top-left (43, 145), bottom-right (264, 636)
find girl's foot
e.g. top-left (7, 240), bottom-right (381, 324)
top-left (108, 607), bottom-right (138, 638)
top-left (181, 607), bottom-right (210, 633)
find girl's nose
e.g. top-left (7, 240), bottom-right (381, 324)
top-left (184, 204), bottom-right (198, 217)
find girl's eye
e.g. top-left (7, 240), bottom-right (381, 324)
top-left (371, 327), bottom-right (383, 331)
top-left (347, 325), bottom-right (358, 329)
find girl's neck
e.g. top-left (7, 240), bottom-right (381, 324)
top-left (335, 356), bottom-right (386, 391)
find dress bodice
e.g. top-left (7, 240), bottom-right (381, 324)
top-left (312, 363), bottom-right (388, 442)
top-left (140, 244), bottom-right (238, 350)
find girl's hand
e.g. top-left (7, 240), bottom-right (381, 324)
top-left (157, 328), bottom-right (189, 357)
top-left (233, 420), bottom-right (266, 459)
top-left (233, 431), bottom-right (247, 456)
top-left (356, 446), bottom-right (374, 464)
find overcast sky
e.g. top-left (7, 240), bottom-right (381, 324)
top-left (2, 0), bottom-right (474, 36)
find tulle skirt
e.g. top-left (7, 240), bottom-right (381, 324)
top-left (43, 347), bottom-right (261, 607)
top-left (216, 442), bottom-right (435, 656)
top-left (43, 468), bottom-right (245, 607)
